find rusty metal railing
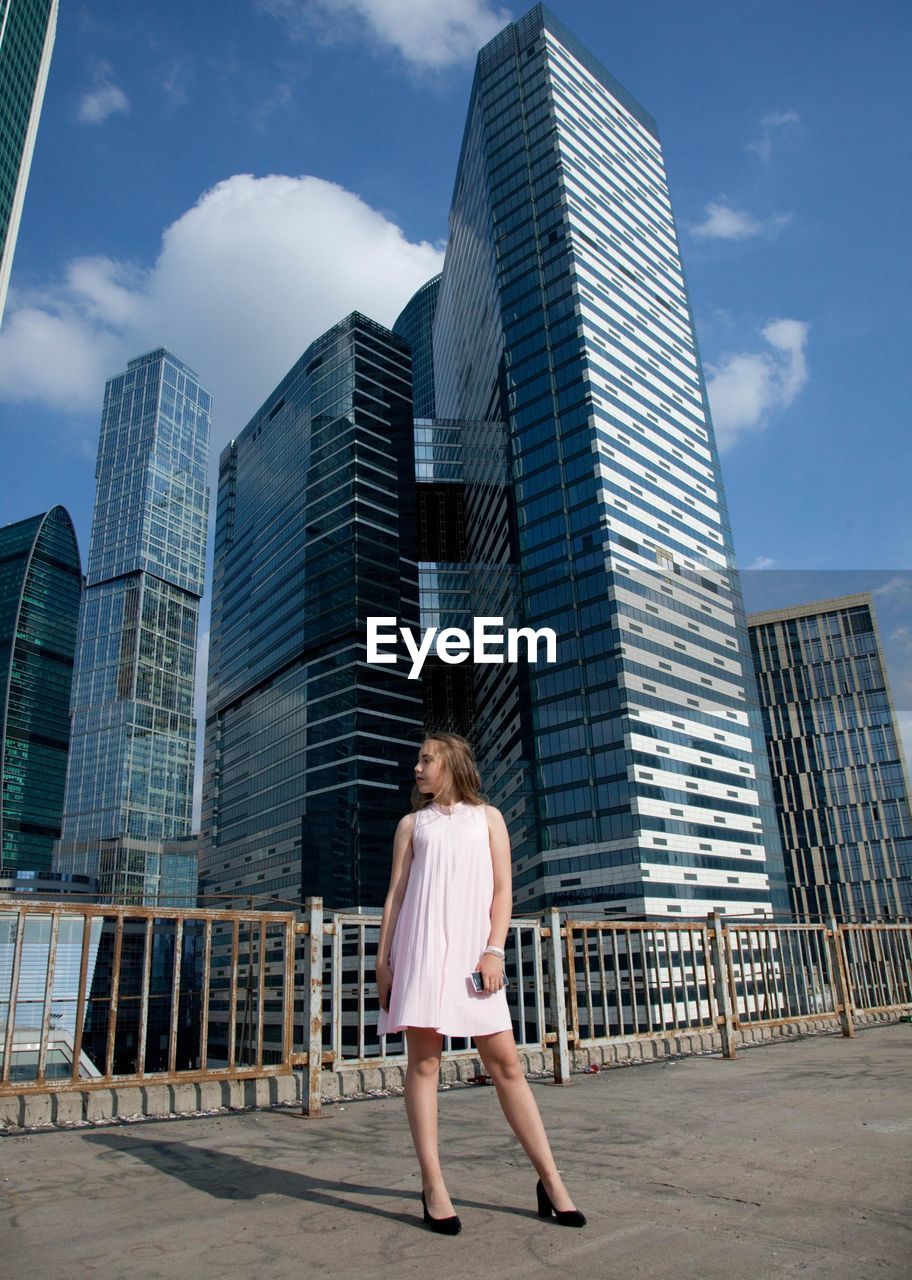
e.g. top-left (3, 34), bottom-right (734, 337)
top-left (840, 924), bottom-right (912, 1014)
top-left (718, 920), bottom-right (855, 1050)
top-left (561, 919), bottom-right (717, 1045)
top-left (559, 916), bottom-right (912, 1062)
top-left (725, 923), bottom-right (838, 1023)
top-left (0, 902), bottom-right (297, 1092)
top-left (3, 899), bottom-right (910, 1115)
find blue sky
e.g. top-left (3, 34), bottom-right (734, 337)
top-left (1, 0), bottom-right (910, 777)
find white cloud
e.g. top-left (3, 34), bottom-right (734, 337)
top-left (896, 710), bottom-right (912, 777)
top-left (252, 82), bottom-right (295, 129)
top-left (874, 576), bottom-right (912, 606)
top-left (0, 302), bottom-right (123, 410)
top-left (78, 80), bottom-right (130, 124)
top-left (259, 0), bottom-right (512, 68)
top-left (691, 201), bottom-right (791, 241)
top-left (0, 173), bottom-right (445, 447)
top-left (764, 318), bottom-right (809, 402)
top-left (161, 59), bottom-right (193, 106)
top-left (748, 110), bottom-right (800, 163)
top-left (707, 319), bottom-right (809, 450)
top-left (748, 556), bottom-right (777, 571)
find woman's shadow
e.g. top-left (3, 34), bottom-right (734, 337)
top-left (81, 1128), bottom-right (529, 1227)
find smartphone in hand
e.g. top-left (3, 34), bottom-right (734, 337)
top-left (470, 971), bottom-right (510, 991)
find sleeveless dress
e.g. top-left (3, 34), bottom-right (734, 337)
top-left (377, 801), bottom-right (513, 1039)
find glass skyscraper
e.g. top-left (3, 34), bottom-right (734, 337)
top-left (55, 349), bottom-right (210, 905)
top-left (0, 0), bottom-right (57, 324)
top-left (394, 274), bottom-right (441, 420)
top-left (394, 279), bottom-right (533, 841)
top-left (748, 595), bottom-right (912, 921)
top-left (200, 313), bottom-right (423, 910)
top-left (425, 5), bottom-right (786, 918)
top-left (0, 506), bottom-right (81, 872)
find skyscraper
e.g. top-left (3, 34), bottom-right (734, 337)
top-left (748, 595), bottom-right (912, 921)
top-left (428, 5), bottom-right (786, 917)
top-left (0, 506), bottom-right (81, 872)
top-left (200, 313), bottom-right (422, 910)
top-left (55, 349), bottom-right (210, 905)
top-left (394, 276), bottom-right (516, 743)
top-left (394, 274), bottom-right (440, 420)
top-left (0, 0), bottom-right (58, 325)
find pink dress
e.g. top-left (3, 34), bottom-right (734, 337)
top-left (377, 801), bottom-right (513, 1039)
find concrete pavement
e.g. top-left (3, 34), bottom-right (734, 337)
top-left (1, 1024), bottom-right (909, 1279)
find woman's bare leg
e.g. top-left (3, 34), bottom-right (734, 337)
top-left (474, 1029), bottom-right (578, 1212)
top-left (404, 1027), bottom-right (455, 1217)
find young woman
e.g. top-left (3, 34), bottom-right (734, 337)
top-left (375, 733), bottom-right (586, 1235)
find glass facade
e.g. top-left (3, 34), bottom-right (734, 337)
top-left (393, 274), bottom-right (440, 419)
top-left (0, 868), bottom-right (97, 900)
top-left (55, 349), bottom-right (210, 906)
top-left (395, 277), bottom-right (529, 820)
top-left (0, 506), bottom-right (81, 872)
top-left (429, 5), bottom-right (786, 917)
top-left (749, 595), bottom-right (912, 921)
top-left (0, 0), bottom-right (57, 323)
top-left (200, 313), bottom-right (423, 910)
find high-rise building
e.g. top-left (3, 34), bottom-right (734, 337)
top-left (426, 4), bottom-right (786, 917)
top-left (0, 0), bottom-right (58, 325)
top-left (54, 349), bottom-right (210, 905)
top-left (200, 313), bottom-right (423, 910)
top-left (394, 274), bottom-right (440, 420)
top-left (0, 867), bottom-right (98, 900)
top-left (0, 506), bottom-right (81, 872)
top-left (394, 277), bottom-right (515, 742)
top-left (748, 595), bottom-right (912, 921)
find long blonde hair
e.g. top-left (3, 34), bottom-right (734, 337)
top-left (411, 733), bottom-right (485, 809)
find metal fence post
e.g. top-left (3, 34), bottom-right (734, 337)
top-left (304, 897), bottom-right (324, 1115)
top-left (708, 912), bottom-right (737, 1059)
top-left (547, 909), bottom-right (572, 1084)
top-left (827, 917), bottom-right (856, 1039)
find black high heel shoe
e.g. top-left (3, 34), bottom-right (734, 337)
top-left (536, 1178), bottom-right (587, 1227)
top-left (421, 1190), bottom-right (462, 1235)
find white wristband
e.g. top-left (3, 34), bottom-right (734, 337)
top-left (483, 945), bottom-right (505, 959)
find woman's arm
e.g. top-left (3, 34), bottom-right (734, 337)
top-left (477, 804), bottom-right (513, 992)
top-left (375, 812), bottom-right (415, 1010)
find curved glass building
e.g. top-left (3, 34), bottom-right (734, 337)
top-left (0, 0), bottom-right (58, 324)
top-left (393, 274), bottom-right (440, 420)
top-left (0, 506), bottom-right (82, 872)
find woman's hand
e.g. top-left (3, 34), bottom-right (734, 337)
top-left (376, 962), bottom-right (393, 1012)
top-left (476, 951), bottom-right (504, 993)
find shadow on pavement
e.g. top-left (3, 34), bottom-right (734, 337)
top-left (80, 1130), bottom-right (535, 1228)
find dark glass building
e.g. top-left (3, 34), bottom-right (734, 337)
top-left (0, 506), bottom-right (81, 872)
top-left (748, 595), bottom-right (912, 921)
top-left (395, 277), bottom-right (515, 742)
top-left (0, 0), bottom-right (57, 324)
top-left (426, 4), bottom-right (786, 917)
top-left (393, 274), bottom-right (440, 419)
top-left (0, 867), bottom-right (97, 900)
top-left (55, 349), bottom-right (210, 905)
top-left (200, 313), bottom-right (423, 909)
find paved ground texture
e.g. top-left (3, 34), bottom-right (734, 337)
top-left (1, 1024), bottom-right (909, 1280)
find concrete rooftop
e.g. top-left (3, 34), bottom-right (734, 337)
top-left (1, 1024), bottom-right (910, 1279)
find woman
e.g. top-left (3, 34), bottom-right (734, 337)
top-left (375, 733), bottom-right (586, 1235)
